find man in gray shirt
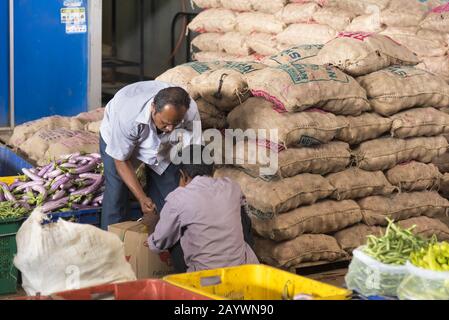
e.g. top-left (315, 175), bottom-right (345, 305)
top-left (147, 145), bottom-right (259, 272)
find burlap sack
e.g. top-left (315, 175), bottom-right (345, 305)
top-left (219, 32), bottom-right (253, 56)
top-left (355, 136), bottom-right (448, 171)
top-left (385, 162), bottom-right (442, 192)
top-left (417, 29), bottom-right (449, 45)
top-left (227, 98), bottom-right (348, 147)
top-left (261, 45), bottom-right (323, 67)
top-left (192, 0), bottom-right (221, 8)
top-left (85, 121), bottom-right (101, 134)
top-left (379, 31), bottom-right (447, 57)
top-left (220, 0), bottom-right (253, 11)
top-left (345, 14), bottom-right (385, 33)
top-left (232, 140), bottom-right (351, 179)
top-left (246, 33), bottom-right (279, 56)
top-left (236, 12), bottom-right (285, 35)
top-left (417, 56), bottom-right (449, 83)
top-left (191, 33), bottom-right (223, 52)
top-left (420, 4), bottom-right (449, 33)
top-left (336, 113), bottom-right (392, 145)
top-left (254, 234), bottom-right (348, 268)
top-left (334, 224), bottom-right (386, 253)
top-left (18, 128), bottom-right (78, 164)
top-left (251, 0), bottom-right (287, 14)
top-left (251, 200), bottom-right (362, 241)
top-left (317, 32), bottom-right (420, 77)
top-left (192, 51), bottom-right (242, 63)
top-left (439, 173), bottom-right (449, 197)
top-left (276, 23), bottom-right (337, 46)
top-left (313, 7), bottom-right (356, 30)
top-left (390, 107), bottom-right (449, 139)
top-left (9, 116), bottom-right (84, 147)
top-left (156, 61), bottom-right (225, 99)
top-left (327, 168), bottom-right (396, 200)
top-left (45, 131), bottom-right (99, 165)
top-left (246, 64), bottom-right (371, 115)
top-left (75, 108), bottom-right (105, 123)
top-left (196, 99), bottom-right (227, 129)
top-left (275, 3), bottom-right (319, 24)
top-left (358, 66), bottom-right (449, 116)
top-left (188, 9), bottom-right (237, 33)
top-left (382, 7), bottom-right (426, 27)
top-left (398, 216), bottom-right (449, 241)
top-left (320, 0), bottom-right (390, 15)
top-left (191, 62), bottom-right (265, 111)
top-left (214, 167), bottom-right (335, 215)
top-left (432, 152), bottom-right (449, 173)
top-left (359, 191), bottom-right (449, 226)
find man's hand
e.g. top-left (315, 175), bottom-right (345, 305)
top-left (139, 196), bottom-right (157, 216)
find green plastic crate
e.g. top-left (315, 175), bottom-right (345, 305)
top-left (0, 218), bottom-right (23, 295)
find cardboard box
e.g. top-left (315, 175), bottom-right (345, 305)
top-left (109, 221), bottom-right (174, 279)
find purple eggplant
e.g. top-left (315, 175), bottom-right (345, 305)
top-left (69, 187), bottom-right (76, 193)
top-left (71, 204), bottom-right (97, 210)
top-left (31, 185), bottom-right (48, 201)
top-left (71, 176), bottom-right (104, 196)
top-left (47, 169), bottom-right (63, 179)
top-left (15, 181), bottom-right (44, 192)
top-left (38, 163), bottom-right (54, 177)
top-left (39, 197), bottom-right (70, 213)
top-left (90, 153), bottom-right (101, 159)
top-left (81, 198), bottom-right (91, 206)
top-left (0, 190), bottom-right (5, 202)
top-left (17, 201), bottom-right (31, 211)
top-left (61, 181), bottom-right (74, 190)
top-left (0, 183), bottom-right (17, 203)
top-left (60, 163), bottom-right (77, 168)
top-left (22, 168), bottom-right (45, 182)
top-left (92, 194), bottom-right (103, 204)
top-left (50, 176), bottom-right (70, 191)
top-left (79, 173), bottom-right (102, 180)
top-left (9, 180), bottom-right (23, 191)
top-left (69, 161), bottom-right (98, 174)
top-left (51, 190), bottom-right (66, 201)
top-left (80, 160), bottom-right (88, 165)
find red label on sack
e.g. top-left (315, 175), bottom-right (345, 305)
top-left (251, 90), bottom-right (288, 113)
top-left (431, 3), bottom-right (449, 13)
top-left (338, 31), bottom-right (373, 41)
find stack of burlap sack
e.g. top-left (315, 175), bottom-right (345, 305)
top-left (8, 108), bottom-right (104, 166)
top-left (157, 32), bottom-right (449, 269)
top-left (188, 0), bottom-right (449, 83)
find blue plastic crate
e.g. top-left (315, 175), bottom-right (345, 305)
top-left (0, 145), bottom-right (32, 177)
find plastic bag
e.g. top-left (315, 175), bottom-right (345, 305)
top-left (14, 208), bottom-right (136, 296)
top-left (345, 247), bottom-right (407, 297)
top-left (397, 262), bottom-right (449, 300)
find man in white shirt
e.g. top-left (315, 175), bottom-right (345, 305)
top-left (99, 81), bottom-right (201, 249)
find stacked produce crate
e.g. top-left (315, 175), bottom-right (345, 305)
top-left (188, 0), bottom-right (449, 82)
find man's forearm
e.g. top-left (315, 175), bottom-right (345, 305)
top-left (114, 159), bottom-right (147, 202)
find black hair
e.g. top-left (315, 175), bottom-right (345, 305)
top-left (154, 87), bottom-right (191, 113)
top-left (178, 144), bottom-right (215, 179)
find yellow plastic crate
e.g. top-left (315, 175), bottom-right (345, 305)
top-left (0, 176), bottom-right (22, 185)
top-left (163, 264), bottom-right (351, 300)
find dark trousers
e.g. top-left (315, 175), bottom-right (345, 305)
top-left (100, 135), bottom-right (254, 273)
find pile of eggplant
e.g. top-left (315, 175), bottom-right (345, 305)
top-left (0, 153), bottom-right (104, 219)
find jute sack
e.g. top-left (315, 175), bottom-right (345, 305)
top-left (236, 12), bottom-right (286, 35)
top-left (231, 140), bottom-right (351, 179)
top-left (398, 216), bottom-right (449, 241)
top-left (276, 23), bottom-right (337, 46)
top-left (327, 168), bottom-right (396, 200)
top-left (75, 108), bottom-right (105, 123)
top-left (432, 152), bottom-right (449, 173)
top-left (261, 45), bottom-right (323, 67)
top-left (275, 3), bottom-right (319, 24)
top-left (246, 33), bottom-right (279, 56)
top-left (320, 0), bottom-right (390, 15)
top-left (312, 7), bottom-right (356, 30)
top-left (251, 0), bottom-right (287, 14)
top-left (191, 62), bottom-right (265, 111)
top-left (390, 107), bottom-right (449, 139)
top-left (246, 64), bottom-right (371, 115)
top-left (381, 6), bottom-right (426, 27)
top-left (227, 98), bottom-right (348, 147)
top-left (417, 56), bottom-right (449, 83)
top-left (191, 33), bottom-right (223, 52)
top-left (9, 116), bottom-right (84, 147)
top-left (193, 51), bottom-right (251, 63)
top-left (156, 61), bottom-right (225, 99)
top-left (85, 120), bottom-right (102, 134)
top-left (380, 30), bottom-right (447, 57)
top-left (45, 131), bottom-right (99, 165)
top-left (385, 162), bottom-right (442, 192)
top-left (188, 9), bottom-right (237, 33)
top-left (336, 113), bottom-right (392, 145)
top-left (191, 0), bottom-right (221, 8)
top-left (254, 234), bottom-right (348, 268)
top-left (345, 14), bottom-right (385, 33)
top-left (220, 0), bottom-right (253, 11)
top-left (196, 98), bottom-right (227, 129)
top-left (357, 66), bottom-right (449, 116)
top-left (214, 167), bottom-right (335, 215)
top-left (416, 29), bottom-right (449, 45)
top-left (219, 32), bottom-right (253, 56)
top-left (439, 173), bottom-right (449, 197)
top-left (251, 200), bottom-right (362, 241)
top-left (316, 32), bottom-right (420, 77)
top-left (359, 191), bottom-right (449, 226)
top-left (19, 128), bottom-right (78, 164)
top-left (355, 136), bottom-right (448, 171)
top-left (334, 224), bottom-right (386, 253)
top-left (420, 4), bottom-right (449, 33)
